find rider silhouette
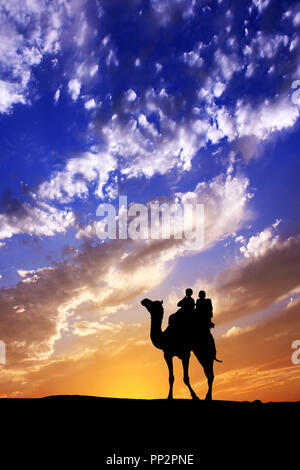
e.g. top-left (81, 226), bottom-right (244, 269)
top-left (177, 288), bottom-right (195, 313)
top-left (168, 288), bottom-right (195, 343)
top-left (195, 290), bottom-right (215, 330)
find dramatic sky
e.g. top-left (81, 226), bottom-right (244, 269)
top-left (0, 0), bottom-right (300, 401)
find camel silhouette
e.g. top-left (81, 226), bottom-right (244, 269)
top-left (141, 298), bottom-right (221, 400)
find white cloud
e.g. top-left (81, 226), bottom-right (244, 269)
top-left (99, 72), bottom-right (300, 180)
top-left (89, 64), bottom-right (98, 77)
top-left (126, 89), bottom-right (137, 102)
top-left (0, 80), bottom-right (26, 113)
top-left (72, 320), bottom-right (122, 337)
top-left (106, 48), bottom-right (119, 67)
top-left (182, 50), bottom-right (203, 68)
top-left (196, 72), bottom-right (299, 160)
top-left (214, 49), bottom-right (241, 81)
top-left (238, 220), bottom-right (281, 258)
top-left (84, 98), bottom-right (96, 110)
top-left (103, 113), bottom-right (199, 178)
top-left (138, 113), bottom-right (158, 136)
top-left (235, 96), bottom-right (299, 140)
top-left (179, 172), bottom-right (251, 247)
top-left (0, 0), bottom-right (99, 114)
top-left (54, 87), bottom-right (60, 103)
top-left (102, 84), bottom-right (229, 179)
top-left (37, 149), bottom-right (117, 202)
top-left (13, 305), bottom-right (25, 314)
top-left (68, 78), bottom-right (81, 101)
top-left (75, 221), bottom-right (98, 240)
top-left (0, 0), bottom-right (65, 113)
top-left (17, 269), bottom-right (35, 278)
top-left (215, 107), bottom-right (235, 140)
top-left (17, 267), bottom-right (54, 284)
top-left (293, 11), bottom-right (300, 26)
top-left (289, 36), bottom-right (299, 52)
top-left (43, 27), bottom-right (60, 54)
top-left (75, 170), bottom-right (251, 287)
top-left (0, 201), bottom-right (75, 240)
top-left (252, 0), bottom-right (271, 14)
top-left (245, 62), bottom-right (256, 78)
top-left (214, 81), bottom-right (226, 98)
top-left (151, 0), bottom-right (197, 24)
top-left (76, 170), bottom-right (250, 246)
top-left (223, 325), bottom-right (253, 337)
top-left (244, 32), bottom-right (289, 60)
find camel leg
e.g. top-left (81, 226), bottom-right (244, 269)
top-left (164, 352), bottom-right (174, 399)
top-left (193, 350), bottom-right (214, 401)
top-left (181, 353), bottom-right (199, 400)
top-left (203, 359), bottom-right (214, 401)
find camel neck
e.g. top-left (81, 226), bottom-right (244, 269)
top-left (150, 312), bottom-right (164, 350)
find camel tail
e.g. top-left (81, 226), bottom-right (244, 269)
top-left (215, 357), bottom-right (223, 363)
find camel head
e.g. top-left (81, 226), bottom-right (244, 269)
top-left (141, 298), bottom-right (164, 317)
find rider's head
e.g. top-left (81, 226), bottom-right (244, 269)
top-left (198, 290), bottom-right (206, 299)
top-left (185, 288), bottom-right (193, 297)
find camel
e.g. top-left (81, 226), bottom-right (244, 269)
top-left (141, 298), bottom-right (221, 400)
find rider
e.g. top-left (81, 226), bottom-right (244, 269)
top-left (195, 290), bottom-right (215, 330)
top-left (177, 288), bottom-right (195, 313)
top-left (193, 290), bottom-right (216, 357)
top-left (168, 288), bottom-right (195, 344)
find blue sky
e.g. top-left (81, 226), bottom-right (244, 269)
top-left (0, 0), bottom-right (300, 400)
